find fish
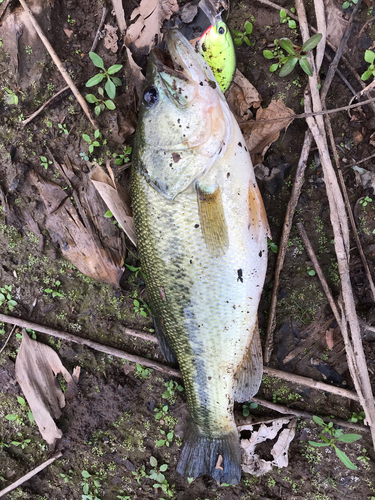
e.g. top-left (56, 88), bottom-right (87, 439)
top-left (131, 29), bottom-right (270, 485)
top-left (197, 20), bottom-right (236, 93)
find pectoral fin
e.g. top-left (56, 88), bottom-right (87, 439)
top-left (233, 320), bottom-right (263, 402)
top-left (197, 183), bottom-right (229, 257)
top-left (248, 181), bottom-right (271, 242)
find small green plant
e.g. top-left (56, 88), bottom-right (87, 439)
top-left (112, 146), bottom-right (132, 165)
top-left (264, 34), bottom-right (322, 77)
top-left (307, 266), bottom-right (316, 276)
top-left (81, 470), bottom-right (101, 500)
top-left (132, 465), bottom-right (146, 484)
top-left (86, 87), bottom-right (116, 116)
top-left (58, 123), bottom-right (69, 135)
top-left (348, 411), bottom-right (365, 423)
top-left (279, 8), bottom-right (297, 29)
top-left (135, 363), bottom-right (152, 379)
top-left (162, 380), bottom-right (184, 401)
top-left (267, 238), bottom-right (278, 253)
top-left (116, 492), bottom-right (130, 500)
top-left (82, 130), bottom-right (106, 154)
top-left (361, 50), bottom-right (375, 81)
top-left (242, 401), bottom-right (258, 417)
top-left (104, 210), bottom-right (120, 227)
top-left (25, 45), bottom-right (32, 55)
top-left (11, 432), bottom-right (31, 449)
top-left (3, 87), bottom-right (18, 105)
top-left (67, 15), bottom-right (76, 24)
top-left (232, 21), bottom-right (254, 47)
top-left (0, 285), bottom-right (17, 311)
top-left (6, 396), bottom-right (34, 424)
top-left (156, 429), bottom-right (174, 447)
top-left (148, 457), bottom-right (174, 498)
top-left (155, 404), bottom-right (169, 420)
top-left (309, 415), bottom-right (361, 470)
top-left (342, 0), bottom-right (358, 9)
top-left (86, 52), bottom-right (122, 100)
top-left (133, 298), bottom-right (147, 317)
top-left (40, 156), bottom-right (52, 169)
top-left (359, 195), bottom-right (372, 207)
top-left (44, 280), bottom-right (64, 298)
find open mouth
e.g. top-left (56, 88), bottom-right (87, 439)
top-left (151, 46), bottom-right (189, 82)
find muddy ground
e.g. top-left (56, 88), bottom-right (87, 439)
top-left (1, 0), bottom-right (375, 499)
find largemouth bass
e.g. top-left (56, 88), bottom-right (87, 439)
top-left (131, 30), bottom-right (269, 484)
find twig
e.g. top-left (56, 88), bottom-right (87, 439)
top-left (90, 7), bottom-right (109, 53)
top-left (343, 152), bottom-right (375, 170)
top-left (0, 452), bottom-right (62, 498)
top-left (21, 85), bottom-right (72, 126)
top-left (348, 79), bottom-right (375, 119)
top-left (249, 397), bottom-right (367, 433)
top-left (0, 0), bottom-right (10, 22)
top-left (0, 325), bottom-right (16, 355)
top-left (356, 16), bottom-right (375, 43)
top-left (0, 313), bottom-right (361, 402)
top-left (264, 130), bottom-right (313, 363)
top-left (314, 0), bottom-right (326, 74)
top-left (18, 0), bottom-right (98, 130)
top-left (295, 0), bottom-right (375, 450)
top-left (111, 0), bottom-right (126, 34)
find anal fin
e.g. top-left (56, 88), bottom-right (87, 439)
top-left (197, 183), bottom-right (229, 257)
top-left (153, 316), bottom-right (178, 367)
top-left (233, 319), bottom-right (263, 402)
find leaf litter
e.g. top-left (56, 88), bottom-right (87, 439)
top-left (15, 329), bottom-right (78, 445)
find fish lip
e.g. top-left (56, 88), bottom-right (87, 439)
top-left (149, 47), bottom-right (189, 82)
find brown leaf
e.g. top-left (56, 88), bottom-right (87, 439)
top-left (226, 69), bottom-right (262, 121)
top-left (326, 328), bottom-right (334, 350)
top-left (126, 47), bottom-right (145, 102)
top-left (103, 24), bottom-right (119, 53)
top-left (15, 330), bottom-right (77, 445)
top-left (29, 170), bottom-right (126, 287)
top-left (241, 99), bottom-right (295, 166)
top-left (91, 164), bottom-right (137, 247)
top-left (125, 0), bottom-right (179, 55)
top-left (63, 28), bottom-right (73, 38)
top-left (324, 0), bottom-right (348, 50)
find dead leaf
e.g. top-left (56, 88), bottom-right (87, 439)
top-left (63, 27), bottom-right (73, 38)
top-left (239, 418), bottom-right (297, 475)
top-left (241, 99), bottom-right (295, 166)
top-left (125, 0), bottom-right (179, 56)
top-left (324, 0), bottom-right (348, 50)
top-left (180, 2), bottom-right (199, 23)
top-left (326, 328), bottom-right (334, 349)
top-left (91, 164), bottom-right (137, 247)
top-left (126, 47), bottom-right (145, 102)
top-left (15, 330), bottom-right (77, 445)
top-left (29, 169), bottom-right (126, 287)
top-left (226, 69), bottom-right (262, 121)
top-left (104, 23), bottom-right (118, 53)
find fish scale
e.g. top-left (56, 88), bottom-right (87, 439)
top-left (131, 30), bottom-right (269, 484)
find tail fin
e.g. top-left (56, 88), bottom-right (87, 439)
top-left (176, 420), bottom-right (241, 485)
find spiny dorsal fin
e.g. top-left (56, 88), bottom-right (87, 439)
top-left (248, 181), bottom-right (271, 242)
top-left (196, 183), bottom-right (229, 257)
top-left (233, 320), bottom-right (263, 402)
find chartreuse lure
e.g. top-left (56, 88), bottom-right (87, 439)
top-left (197, 20), bottom-right (236, 92)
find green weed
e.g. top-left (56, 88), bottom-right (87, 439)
top-left (86, 52), bottom-right (122, 100)
top-left (232, 21), bottom-right (254, 46)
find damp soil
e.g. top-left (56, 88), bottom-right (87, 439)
top-left (1, 0), bottom-right (375, 499)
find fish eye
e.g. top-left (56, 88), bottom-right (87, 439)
top-left (143, 86), bottom-right (159, 106)
top-left (218, 25), bottom-right (226, 35)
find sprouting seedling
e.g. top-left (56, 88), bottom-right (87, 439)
top-left (362, 50), bottom-right (375, 81)
top-left (279, 8), bottom-right (297, 29)
top-left (40, 156), bottom-right (52, 170)
top-left (359, 195), bottom-right (372, 207)
top-left (342, 0), bottom-right (358, 9)
top-left (86, 52), bottom-right (122, 100)
top-left (267, 238), bottom-right (278, 254)
top-left (232, 21), bottom-right (254, 47)
top-left (309, 415), bottom-right (362, 469)
top-left (307, 266), bottom-right (316, 276)
top-left (86, 86), bottom-right (116, 116)
top-left (44, 280), bottom-right (64, 298)
top-left (3, 87), bottom-right (19, 105)
top-left (112, 146), bottom-right (132, 166)
top-left (82, 129), bottom-right (105, 154)
top-left (263, 33), bottom-right (322, 77)
top-left (0, 285), bottom-right (17, 312)
top-left (242, 401), bottom-right (258, 417)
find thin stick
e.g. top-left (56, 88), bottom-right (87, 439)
top-left (90, 7), bottom-right (109, 53)
top-left (295, 0), bottom-right (375, 449)
top-left (0, 452), bottom-right (62, 498)
top-left (21, 85), bottom-right (71, 126)
top-left (0, 313), bottom-right (361, 402)
top-left (0, 325), bottom-right (16, 355)
top-left (0, 0), bottom-right (10, 22)
top-left (0, 313), bottom-right (180, 378)
top-left (249, 397), bottom-right (367, 433)
top-left (18, 0), bottom-right (98, 130)
top-left (343, 152), bottom-right (375, 170)
top-left (264, 130), bottom-right (313, 363)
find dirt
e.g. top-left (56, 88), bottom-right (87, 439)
top-left (1, 0), bottom-right (375, 499)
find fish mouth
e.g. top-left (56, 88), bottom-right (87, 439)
top-left (149, 30), bottom-right (216, 88)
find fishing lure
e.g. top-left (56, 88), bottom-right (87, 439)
top-left (197, 20), bottom-right (236, 93)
